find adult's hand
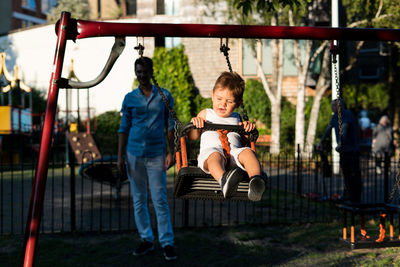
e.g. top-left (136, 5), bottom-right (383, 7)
top-left (165, 152), bottom-right (175, 170)
top-left (117, 156), bottom-right (126, 175)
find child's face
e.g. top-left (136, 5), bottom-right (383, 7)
top-left (211, 87), bottom-right (239, 118)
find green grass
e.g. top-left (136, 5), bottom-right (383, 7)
top-left (2, 222), bottom-right (400, 267)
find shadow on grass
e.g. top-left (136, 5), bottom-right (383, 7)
top-left (2, 222), bottom-right (400, 267)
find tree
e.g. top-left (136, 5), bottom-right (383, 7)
top-left (93, 110), bottom-right (121, 154)
top-left (47, 0), bottom-right (90, 23)
top-left (208, 0), bottom-right (290, 154)
top-left (152, 45), bottom-right (204, 123)
top-left (243, 79), bottom-right (271, 127)
top-left (340, 0), bottom-right (400, 139)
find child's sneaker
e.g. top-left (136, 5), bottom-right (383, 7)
top-left (248, 175), bottom-right (265, 201)
top-left (220, 167), bottom-right (242, 198)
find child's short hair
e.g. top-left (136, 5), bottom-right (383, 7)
top-left (213, 71), bottom-right (245, 102)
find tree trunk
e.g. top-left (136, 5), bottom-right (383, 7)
top-left (252, 14), bottom-right (283, 154)
top-left (305, 47), bottom-right (331, 157)
top-left (295, 75), bottom-right (306, 153)
top-left (270, 100), bottom-right (281, 154)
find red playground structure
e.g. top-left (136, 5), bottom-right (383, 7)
top-left (21, 11), bottom-right (400, 266)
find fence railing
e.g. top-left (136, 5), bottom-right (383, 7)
top-left (1, 148), bottom-right (399, 235)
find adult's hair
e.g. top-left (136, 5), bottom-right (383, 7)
top-left (213, 71), bottom-right (245, 102)
top-left (379, 115), bottom-right (391, 125)
top-left (135, 56), bottom-right (153, 72)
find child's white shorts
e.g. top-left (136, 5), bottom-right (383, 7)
top-left (197, 146), bottom-right (252, 174)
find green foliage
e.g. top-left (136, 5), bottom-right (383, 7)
top-left (242, 78), bottom-right (297, 147)
top-left (341, 0), bottom-right (400, 27)
top-left (152, 45), bottom-right (201, 122)
top-left (93, 110), bottom-right (121, 154)
top-left (280, 98), bottom-right (296, 146)
top-left (233, 0), bottom-right (306, 15)
top-left (95, 111), bottom-right (121, 134)
top-left (243, 78), bottom-right (271, 126)
top-left (305, 96), bottom-right (333, 143)
top-left (47, 0), bottom-right (90, 23)
top-left (342, 83), bottom-right (390, 112)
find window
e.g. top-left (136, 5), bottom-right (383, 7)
top-left (242, 40), bottom-right (257, 76)
top-left (242, 39), bottom-right (300, 77)
top-left (154, 37), bottom-right (180, 49)
top-left (359, 41), bottom-right (380, 53)
top-left (125, 0), bottom-right (137, 15)
top-left (21, 0), bottom-right (37, 10)
top-left (359, 66), bottom-right (380, 80)
top-left (157, 0), bottom-right (181, 15)
top-left (165, 37), bottom-right (180, 49)
top-left (41, 0), bottom-right (58, 14)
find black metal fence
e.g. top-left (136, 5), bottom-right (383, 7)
top-left (1, 148), bottom-right (399, 235)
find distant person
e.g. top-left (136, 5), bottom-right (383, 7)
top-left (117, 56), bottom-right (176, 261)
top-left (358, 110), bottom-right (371, 130)
top-left (317, 99), bottom-right (362, 203)
top-left (358, 110), bottom-right (372, 149)
top-left (372, 115), bottom-right (397, 174)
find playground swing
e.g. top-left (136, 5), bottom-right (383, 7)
top-left (134, 38), bottom-right (261, 201)
top-left (168, 39), bottom-right (262, 201)
top-left (329, 41), bottom-right (400, 249)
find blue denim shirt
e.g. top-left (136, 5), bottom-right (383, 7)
top-left (118, 85), bottom-right (175, 157)
top-left (330, 109), bottom-right (359, 152)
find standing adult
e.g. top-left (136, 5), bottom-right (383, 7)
top-left (372, 115), bottom-right (396, 174)
top-left (317, 99), bottom-right (362, 203)
top-left (117, 56), bottom-right (176, 261)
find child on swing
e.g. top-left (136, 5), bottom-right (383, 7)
top-left (189, 71), bottom-right (266, 201)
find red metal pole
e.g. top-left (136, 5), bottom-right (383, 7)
top-left (75, 20), bottom-right (400, 42)
top-left (21, 12), bottom-right (70, 267)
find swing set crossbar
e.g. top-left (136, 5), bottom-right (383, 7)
top-left (22, 11), bottom-right (400, 267)
top-left (73, 19), bottom-right (400, 41)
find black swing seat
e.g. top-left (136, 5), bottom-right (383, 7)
top-left (173, 122), bottom-right (260, 201)
top-left (174, 166), bottom-right (251, 201)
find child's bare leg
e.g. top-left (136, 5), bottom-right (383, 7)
top-left (204, 152), bottom-right (242, 198)
top-left (238, 149), bottom-right (265, 201)
top-left (237, 149), bottom-right (261, 177)
top-left (204, 152), bottom-right (225, 182)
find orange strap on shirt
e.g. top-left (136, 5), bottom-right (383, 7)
top-left (217, 129), bottom-right (231, 160)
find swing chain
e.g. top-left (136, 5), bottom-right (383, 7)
top-left (134, 39), bottom-right (182, 153)
top-left (220, 38), bottom-right (249, 122)
top-left (151, 75), bottom-right (183, 151)
top-left (220, 38), bottom-right (233, 73)
top-left (134, 43), bottom-right (144, 57)
top-left (331, 41), bottom-right (343, 145)
top-left (388, 171), bottom-right (400, 203)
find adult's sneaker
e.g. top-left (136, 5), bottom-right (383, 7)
top-left (132, 241), bottom-right (154, 256)
top-left (220, 167), bottom-right (243, 198)
top-left (163, 245), bottom-right (177, 261)
top-left (248, 175), bottom-right (265, 201)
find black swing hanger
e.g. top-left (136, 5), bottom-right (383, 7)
top-left (134, 36), bottom-right (145, 57)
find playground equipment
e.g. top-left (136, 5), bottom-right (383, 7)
top-left (21, 11), bottom-right (400, 266)
top-left (0, 52), bottom-right (32, 134)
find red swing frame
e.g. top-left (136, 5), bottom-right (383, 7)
top-left (21, 11), bottom-right (400, 266)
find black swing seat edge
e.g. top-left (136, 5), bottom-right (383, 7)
top-left (174, 166), bottom-right (252, 201)
top-left (180, 122), bottom-right (259, 143)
